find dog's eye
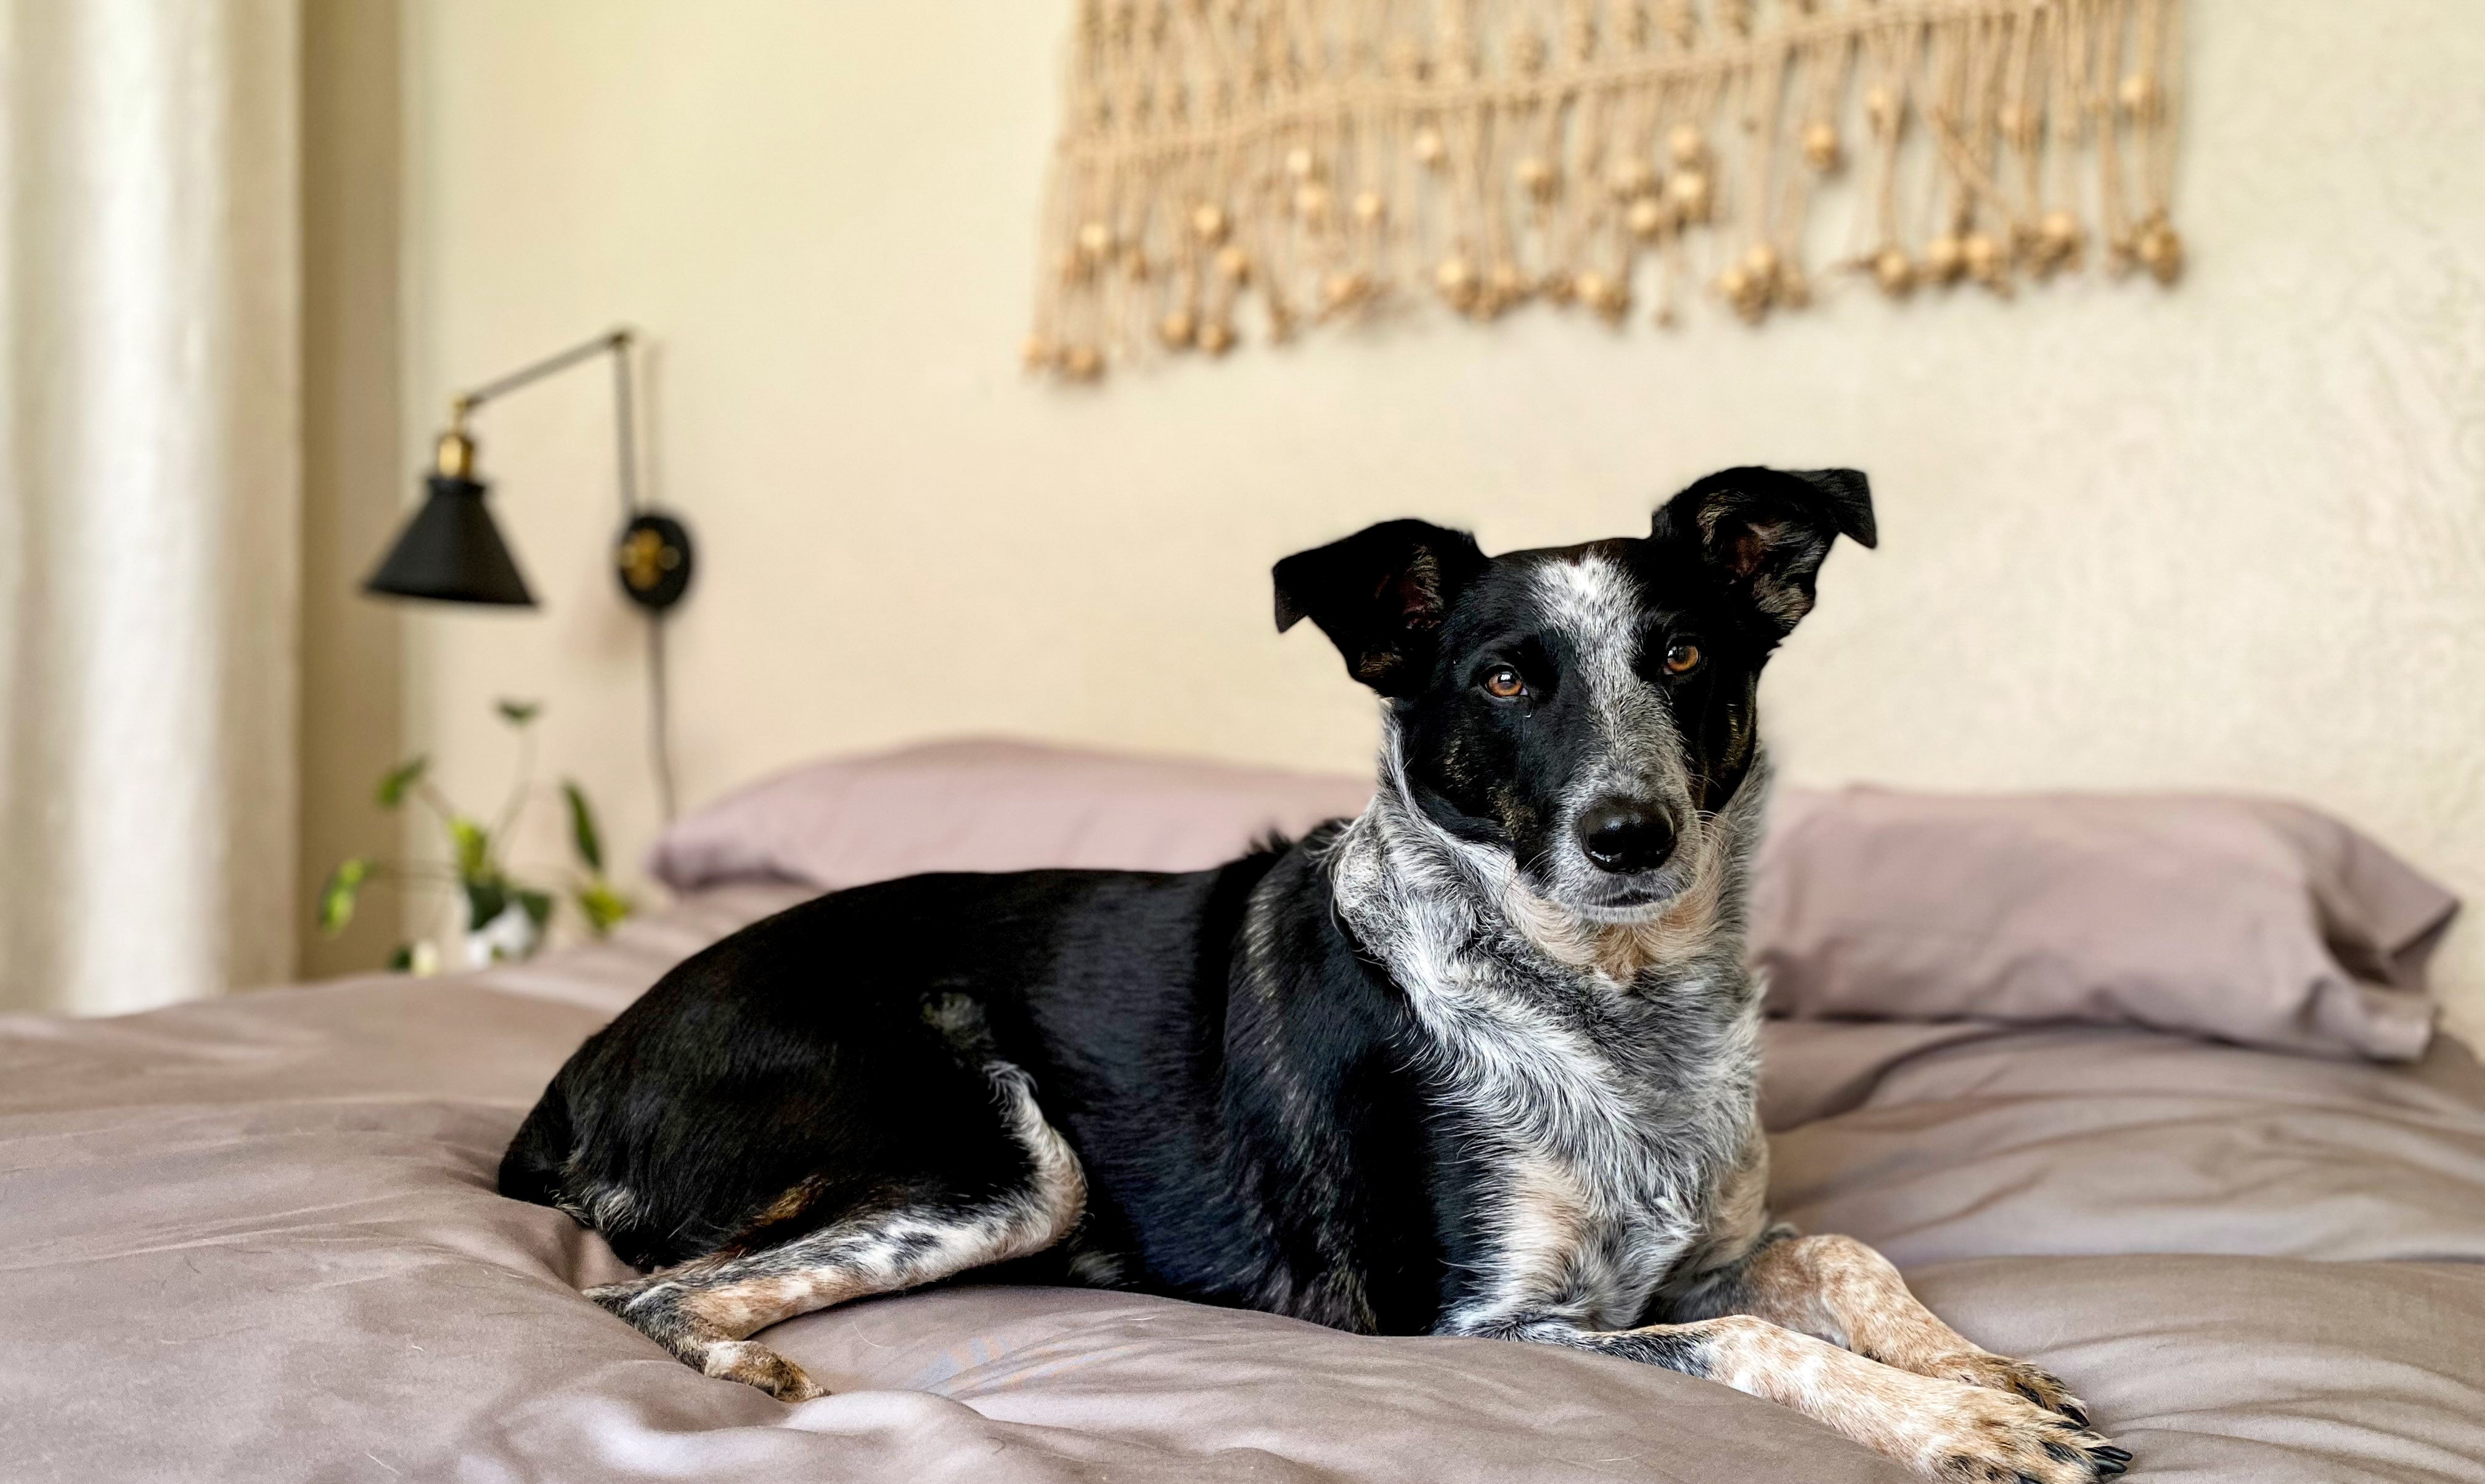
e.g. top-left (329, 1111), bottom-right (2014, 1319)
top-left (1662, 641), bottom-right (1703, 675)
top-left (1480, 666), bottom-right (1526, 699)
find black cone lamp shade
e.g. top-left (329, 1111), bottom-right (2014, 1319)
top-left (365, 471), bottom-right (536, 606)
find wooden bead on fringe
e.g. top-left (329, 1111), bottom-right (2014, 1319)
top-left (1801, 122), bottom-right (1842, 172)
top-left (1573, 272), bottom-right (1628, 322)
top-left (2034, 210), bottom-right (2084, 273)
top-left (2118, 73), bottom-right (2162, 122)
top-left (2134, 219), bottom-right (2184, 283)
top-left (1922, 233), bottom-right (1965, 285)
top-left (1872, 247), bottom-right (1914, 296)
top-left (1962, 232), bottom-right (2005, 285)
top-left (1321, 271), bottom-right (1373, 315)
top-left (1667, 169), bottom-right (1711, 222)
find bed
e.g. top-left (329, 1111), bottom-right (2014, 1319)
top-left (4, 741), bottom-right (2481, 1483)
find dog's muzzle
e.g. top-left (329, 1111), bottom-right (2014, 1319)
top-left (1576, 796), bottom-right (1678, 876)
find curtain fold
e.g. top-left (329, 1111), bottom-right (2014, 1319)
top-left (0, 0), bottom-right (301, 1014)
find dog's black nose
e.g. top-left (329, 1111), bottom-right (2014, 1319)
top-left (1579, 799), bottom-right (1676, 874)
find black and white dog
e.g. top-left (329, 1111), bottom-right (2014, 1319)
top-left (504, 468), bottom-right (2129, 1482)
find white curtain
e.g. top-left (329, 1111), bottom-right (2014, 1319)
top-left (0, 1), bottom-right (300, 1015)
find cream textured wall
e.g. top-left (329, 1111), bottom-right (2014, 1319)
top-left (354, 1), bottom-right (2484, 1040)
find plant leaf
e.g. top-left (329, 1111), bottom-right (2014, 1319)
top-left (317, 858), bottom-right (371, 936)
top-left (376, 756), bottom-right (429, 808)
top-left (562, 780), bottom-right (605, 873)
top-left (463, 878), bottom-right (508, 932)
top-left (387, 944), bottom-right (415, 972)
top-left (497, 698), bottom-right (542, 727)
top-left (515, 888), bottom-right (554, 930)
top-left (574, 879), bottom-right (633, 936)
top-left (449, 816), bottom-right (491, 879)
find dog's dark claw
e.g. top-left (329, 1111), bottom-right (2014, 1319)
top-left (2092, 1446), bottom-right (2131, 1462)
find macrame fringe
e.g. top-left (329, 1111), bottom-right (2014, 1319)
top-left (1026, 0), bottom-right (2182, 380)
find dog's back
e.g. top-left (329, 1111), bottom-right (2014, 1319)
top-left (499, 848), bottom-right (1386, 1283)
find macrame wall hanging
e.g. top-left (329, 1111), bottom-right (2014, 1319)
top-left (1025, 0), bottom-right (2182, 380)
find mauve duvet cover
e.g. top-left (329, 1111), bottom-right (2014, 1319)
top-left (4, 880), bottom-right (2483, 1483)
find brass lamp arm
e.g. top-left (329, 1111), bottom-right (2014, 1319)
top-left (455, 327), bottom-right (632, 412)
top-left (435, 328), bottom-right (639, 524)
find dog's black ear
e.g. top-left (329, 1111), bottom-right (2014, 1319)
top-left (1274, 520), bottom-right (1490, 697)
top-left (1652, 467), bottom-right (1875, 632)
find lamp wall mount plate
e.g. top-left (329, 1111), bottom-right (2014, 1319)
top-left (616, 512), bottom-right (693, 611)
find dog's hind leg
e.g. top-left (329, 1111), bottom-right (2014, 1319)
top-left (585, 1061), bottom-right (1086, 1401)
top-left (1676, 1227), bottom-right (2094, 1427)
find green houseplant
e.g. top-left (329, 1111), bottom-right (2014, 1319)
top-left (318, 699), bottom-right (631, 971)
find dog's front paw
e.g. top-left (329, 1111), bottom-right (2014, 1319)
top-left (1929, 1348), bottom-right (2092, 1428)
top-left (1907, 1384), bottom-right (2129, 1483)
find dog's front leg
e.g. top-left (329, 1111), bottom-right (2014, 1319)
top-left (1675, 1228), bottom-right (2097, 1425)
top-left (1455, 1311), bottom-right (2128, 1482)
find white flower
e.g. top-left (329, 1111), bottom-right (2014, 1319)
top-left (463, 905), bottom-right (542, 968)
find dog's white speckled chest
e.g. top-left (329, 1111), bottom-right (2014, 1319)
top-left (1327, 775), bottom-right (1772, 1335)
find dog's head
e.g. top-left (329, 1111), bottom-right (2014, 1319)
top-left (1276, 467), bottom-right (1874, 924)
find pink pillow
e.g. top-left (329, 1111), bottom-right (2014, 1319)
top-left (651, 741), bottom-right (2457, 1061)
top-left (1752, 788), bottom-right (2455, 1061)
top-left (650, 738), bottom-right (1374, 893)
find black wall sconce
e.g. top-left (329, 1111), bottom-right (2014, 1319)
top-left (365, 327), bottom-right (692, 816)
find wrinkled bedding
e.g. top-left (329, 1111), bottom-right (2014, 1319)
top-left (4, 882), bottom-right (2483, 1483)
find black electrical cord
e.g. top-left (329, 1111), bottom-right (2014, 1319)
top-left (647, 616), bottom-right (677, 825)
top-left (608, 332), bottom-right (677, 825)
